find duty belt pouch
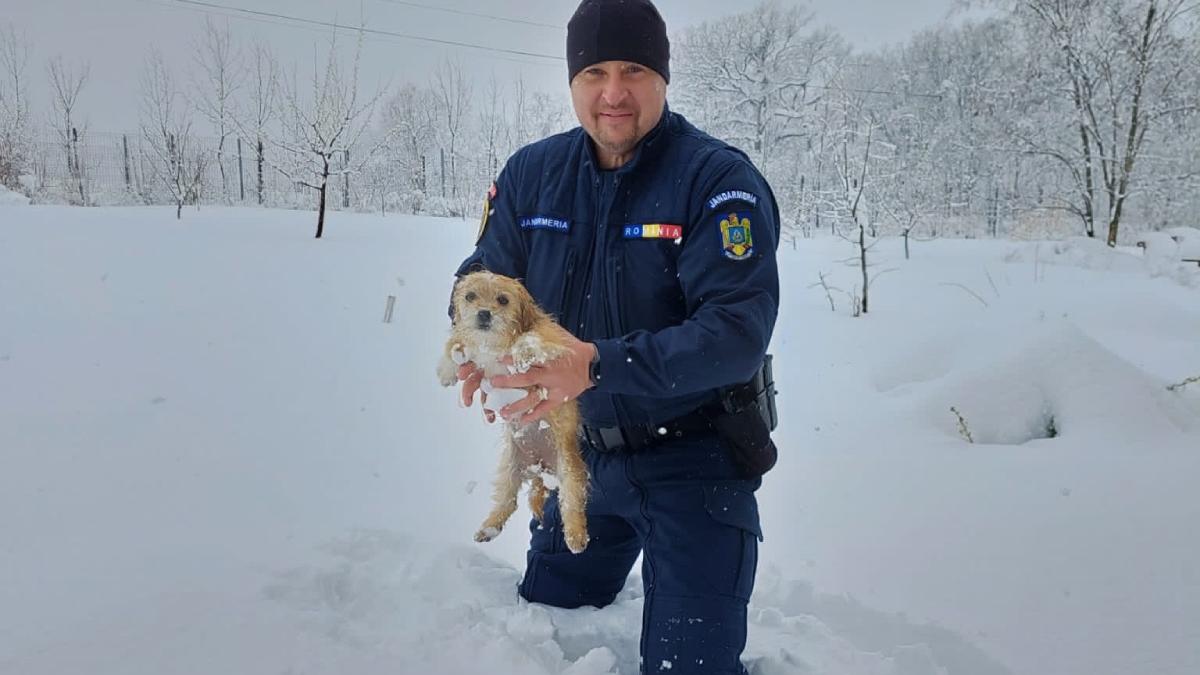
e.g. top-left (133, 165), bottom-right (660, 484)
top-left (714, 355), bottom-right (779, 478)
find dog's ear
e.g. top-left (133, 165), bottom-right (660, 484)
top-left (516, 291), bottom-right (540, 333)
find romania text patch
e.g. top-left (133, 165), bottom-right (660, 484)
top-left (718, 211), bottom-right (754, 260)
top-left (519, 215), bottom-right (570, 232)
top-left (624, 223), bottom-right (683, 240)
top-left (707, 190), bottom-right (758, 210)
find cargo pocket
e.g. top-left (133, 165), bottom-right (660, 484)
top-left (702, 485), bottom-right (763, 602)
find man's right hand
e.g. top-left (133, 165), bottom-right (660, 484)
top-left (457, 362), bottom-right (496, 423)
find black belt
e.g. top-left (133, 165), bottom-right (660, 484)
top-left (580, 406), bottom-right (717, 453)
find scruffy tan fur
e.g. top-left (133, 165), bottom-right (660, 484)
top-left (437, 271), bottom-right (590, 554)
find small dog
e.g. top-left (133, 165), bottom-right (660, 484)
top-left (437, 271), bottom-right (590, 554)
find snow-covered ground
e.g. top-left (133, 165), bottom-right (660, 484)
top-left (1, 205), bottom-right (1198, 675)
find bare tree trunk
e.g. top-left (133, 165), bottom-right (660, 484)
top-left (1075, 117), bottom-right (1096, 237)
top-left (1108, 0), bottom-right (1157, 247)
top-left (217, 137), bottom-right (227, 201)
top-left (256, 139), bottom-right (264, 205)
top-left (236, 137), bottom-right (245, 202)
top-left (316, 182), bottom-right (327, 238)
top-left (859, 221), bottom-right (869, 314)
top-left (316, 156), bottom-right (329, 238)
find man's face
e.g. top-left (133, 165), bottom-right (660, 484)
top-left (570, 61), bottom-right (667, 164)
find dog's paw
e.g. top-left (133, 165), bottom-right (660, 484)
top-left (510, 334), bottom-right (551, 372)
top-left (564, 529), bottom-right (590, 554)
top-left (436, 355), bottom-right (459, 387)
top-left (474, 526), bottom-right (501, 543)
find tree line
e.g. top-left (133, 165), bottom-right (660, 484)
top-left (1, 1), bottom-right (1197, 244)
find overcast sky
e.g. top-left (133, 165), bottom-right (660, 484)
top-left (7, 0), bottom-right (959, 132)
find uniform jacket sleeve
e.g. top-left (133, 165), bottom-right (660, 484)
top-left (591, 158), bottom-right (780, 397)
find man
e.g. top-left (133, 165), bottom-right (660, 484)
top-left (453, 0), bottom-right (780, 672)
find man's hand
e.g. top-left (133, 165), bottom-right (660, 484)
top-left (456, 362), bottom-right (496, 423)
top-left (491, 329), bottom-right (596, 425)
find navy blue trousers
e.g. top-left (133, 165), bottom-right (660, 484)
top-left (519, 431), bottom-right (762, 674)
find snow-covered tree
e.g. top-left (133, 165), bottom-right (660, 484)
top-left (674, 2), bottom-right (843, 172)
top-left (379, 83), bottom-right (436, 209)
top-left (0, 24), bottom-right (32, 192)
top-left (239, 42), bottom-right (278, 205)
top-left (47, 56), bottom-right (90, 205)
top-left (272, 27), bottom-right (387, 237)
top-left (140, 48), bottom-right (206, 219)
top-left (1009, 0), bottom-right (1198, 245)
top-left (192, 17), bottom-right (243, 203)
top-left (432, 59), bottom-right (472, 207)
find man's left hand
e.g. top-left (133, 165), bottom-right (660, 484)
top-left (491, 329), bottom-right (596, 425)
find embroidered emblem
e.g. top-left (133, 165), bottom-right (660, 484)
top-left (719, 211), bottom-right (754, 260)
top-left (519, 215), bottom-right (570, 232)
top-left (623, 223), bottom-right (683, 240)
top-left (707, 190), bottom-right (758, 210)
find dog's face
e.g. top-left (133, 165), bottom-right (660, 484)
top-left (451, 272), bottom-right (538, 342)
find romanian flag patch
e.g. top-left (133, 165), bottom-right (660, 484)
top-left (719, 211), bottom-right (754, 260)
top-left (623, 223), bottom-right (683, 240)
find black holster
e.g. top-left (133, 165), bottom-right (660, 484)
top-left (712, 355), bottom-right (779, 478)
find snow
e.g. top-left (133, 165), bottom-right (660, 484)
top-left (0, 184), bottom-right (30, 206)
top-left (480, 378), bottom-right (528, 414)
top-left (1, 206), bottom-right (1198, 675)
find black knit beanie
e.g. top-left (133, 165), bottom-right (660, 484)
top-left (567, 0), bottom-right (670, 84)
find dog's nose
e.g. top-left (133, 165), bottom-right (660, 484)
top-left (475, 309), bottom-right (492, 329)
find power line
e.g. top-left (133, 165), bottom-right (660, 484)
top-left (374, 0), bottom-right (565, 31)
top-left (142, 0), bottom-right (564, 71)
top-left (164, 0), bottom-right (564, 61)
top-left (155, 0), bottom-right (938, 99)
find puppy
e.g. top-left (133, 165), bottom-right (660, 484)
top-left (437, 271), bottom-right (590, 554)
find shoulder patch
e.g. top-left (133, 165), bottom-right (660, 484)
top-left (707, 190), bottom-right (758, 210)
top-left (718, 211), bottom-right (755, 261)
top-left (476, 183), bottom-right (495, 244)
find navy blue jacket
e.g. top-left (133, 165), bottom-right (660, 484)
top-left (457, 106), bottom-right (780, 428)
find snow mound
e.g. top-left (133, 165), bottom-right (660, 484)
top-left (1161, 227), bottom-right (1200, 259)
top-left (748, 569), bottom-right (1009, 675)
top-left (1004, 237), bottom-right (1199, 285)
top-left (264, 530), bottom-right (1000, 675)
top-left (903, 320), bottom-right (1198, 445)
top-left (0, 184), bottom-right (30, 206)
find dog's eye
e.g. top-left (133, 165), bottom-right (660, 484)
top-left (464, 291), bottom-right (477, 302)
top-left (497, 295), bottom-right (509, 306)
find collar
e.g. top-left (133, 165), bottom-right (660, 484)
top-left (582, 101), bottom-right (674, 177)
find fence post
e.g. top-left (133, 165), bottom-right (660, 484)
top-left (383, 295), bottom-right (396, 323)
top-left (343, 149), bottom-right (350, 208)
top-left (123, 134), bottom-right (132, 192)
top-left (237, 137), bottom-right (245, 202)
